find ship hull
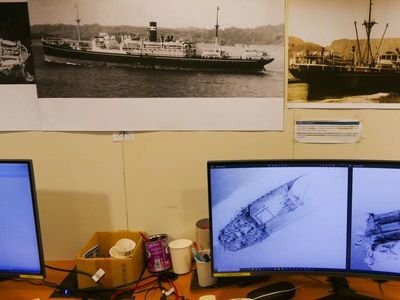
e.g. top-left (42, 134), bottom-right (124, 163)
top-left (218, 176), bottom-right (305, 251)
top-left (289, 64), bottom-right (400, 92)
top-left (0, 64), bottom-right (34, 83)
top-left (43, 43), bottom-right (273, 73)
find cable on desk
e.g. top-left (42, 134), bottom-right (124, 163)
top-left (111, 278), bottom-right (160, 299)
top-left (45, 263), bottom-right (156, 292)
top-left (45, 263), bottom-right (94, 279)
top-left (143, 281), bottom-right (160, 300)
top-left (168, 278), bottom-right (179, 300)
top-left (43, 263), bottom-right (186, 299)
top-left (13, 278), bottom-right (58, 288)
top-left (45, 263), bottom-right (104, 292)
top-left (375, 280), bottom-right (385, 297)
top-left (111, 273), bottom-right (183, 300)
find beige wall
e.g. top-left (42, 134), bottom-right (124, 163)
top-left (0, 132), bottom-right (127, 259)
top-left (293, 109), bottom-right (400, 159)
top-left (1, 108), bottom-right (400, 260)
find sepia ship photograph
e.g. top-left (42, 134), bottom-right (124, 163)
top-left (0, 2), bottom-right (35, 84)
top-left (288, 0), bottom-right (400, 107)
top-left (28, 0), bottom-right (284, 99)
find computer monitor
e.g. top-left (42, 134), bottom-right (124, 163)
top-left (208, 160), bottom-right (400, 299)
top-left (0, 160), bottom-right (45, 279)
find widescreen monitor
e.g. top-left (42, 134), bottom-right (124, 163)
top-left (0, 160), bottom-right (45, 279)
top-left (208, 160), bottom-right (400, 298)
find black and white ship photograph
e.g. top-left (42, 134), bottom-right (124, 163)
top-left (28, 0), bottom-right (284, 98)
top-left (0, 2), bottom-right (35, 84)
top-left (288, 0), bottom-right (400, 107)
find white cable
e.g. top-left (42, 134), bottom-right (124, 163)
top-left (162, 287), bottom-right (175, 296)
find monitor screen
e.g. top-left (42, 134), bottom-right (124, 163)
top-left (0, 160), bottom-right (45, 279)
top-left (208, 160), bottom-right (400, 280)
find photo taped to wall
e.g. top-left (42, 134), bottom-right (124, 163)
top-left (0, 1), bottom-right (35, 84)
top-left (28, 0), bottom-right (284, 99)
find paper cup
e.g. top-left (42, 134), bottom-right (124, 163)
top-left (109, 245), bottom-right (127, 258)
top-left (115, 238), bottom-right (136, 257)
top-left (168, 239), bottom-right (193, 274)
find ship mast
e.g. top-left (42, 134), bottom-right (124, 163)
top-left (75, 4), bottom-right (81, 41)
top-left (215, 6), bottom-right (219, 49)
top-left (354, 21), bottom-right (362, 64)
top-left (362, 0), bottom-right (376, 65)
top-left (374, 23), bottom-right (388, 59)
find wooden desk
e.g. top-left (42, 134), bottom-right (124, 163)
top-left (0, 261), bottom-right (76, 300)
top-left (1, 261), bottom-right (400, 300)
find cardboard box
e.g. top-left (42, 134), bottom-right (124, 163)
top-left (76, 231), bottom-right (145, 289)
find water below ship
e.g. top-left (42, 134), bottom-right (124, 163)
top-left (32, 40), bottom-right (284, 98)
top-left (288, 73), bottom-right (400, 104)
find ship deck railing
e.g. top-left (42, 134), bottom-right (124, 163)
top-left (290, 62), bottom-right (400, 73)
top-left (0, 54), bottom-right (21, 60)
top-left (0, 49), bottom-right (21, 56)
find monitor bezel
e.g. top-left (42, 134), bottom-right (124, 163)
top-left (0, 159), bottom-right (46, 280)
top-left (207, 159), bottom-right (400, 281)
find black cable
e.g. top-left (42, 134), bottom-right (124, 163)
top-left (14, 277), bottom-right (98, 298)
top-left (63, 273), bottom-right (161, 296)
top-left (12, 266), bottom-right (165, 300)
top-left (13, 278), bottom-right (58, 288)
top-left (101, 274), bottom-right (159, 291)
top-left (44, 263), bottom-right (173, 298)
top-left (44, 263), bottom-right (106, 295)
top-left (111, 279), bottom-right (160, 300)
top-left (143, 281), bottom-right (160, 300)
top-left (40, 279), bottom-right (59, 287)
top-left (45, 263), bottom-right (93, 278)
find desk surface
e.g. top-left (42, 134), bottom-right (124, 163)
top-left (1, 261), bottom-right (400, 300)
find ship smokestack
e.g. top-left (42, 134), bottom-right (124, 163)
top-left (149, 21), bottom-right (157, 42)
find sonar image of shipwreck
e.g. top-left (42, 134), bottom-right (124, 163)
top-left (365, 209), bottom-right (400, 251)
top-left (219, 176), bottom-right (305, 251)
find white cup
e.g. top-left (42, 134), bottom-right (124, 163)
top-left (109, 245), bottom-right (127, 258)
top-left (196, 249), bottom-right (217, 287)
top-left (168, 239), bottom-right (193, 274)
top-left (115, 238), bottom-right (136, 257)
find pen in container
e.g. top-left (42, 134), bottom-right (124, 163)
top-left (193, 241), bottom-right (200, 251)
top-left (191, 242), bottom-right (204, 262)
top-left (203, 253), bottom-right (211, 262)
top-left (139, 231), bottom-right (149, 242)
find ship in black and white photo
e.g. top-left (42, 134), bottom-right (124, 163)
top-left (41, 7), bottom-right (274, 73)
top-left (288, 0), bottom-right (400, 105)
top-left (29, 0), bottom-right (284, 98)
top-left (0, 2), bottom-right (35, 84)
top-left (0, 38), bottom-right (34, 83)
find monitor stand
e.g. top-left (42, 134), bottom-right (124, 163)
top-left (318, 277), bottom-right (378, 300)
